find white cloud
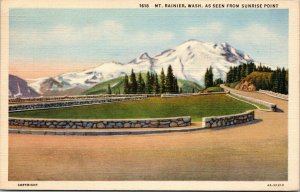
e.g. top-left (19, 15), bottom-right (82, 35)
top-left (11, 20), bottom-right (174, 48)
top-left (10, 20), bottom-right (125, 46)
top-left (228, 23), bottom-right (287, 67)
top-left (135, 31), bottom-right (175, 44)
top-left (229, 23), bottom-right (284, 45)
top-left (186, 22), bottom-right (224, 36)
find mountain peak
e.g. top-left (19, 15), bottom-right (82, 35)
top-left (139, 52), bottom-right (151, 60)
top-left (28, 39), bottom-right (269, 95)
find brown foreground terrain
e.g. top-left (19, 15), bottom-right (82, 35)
top-left (9, 88), bottom-right (288, 181)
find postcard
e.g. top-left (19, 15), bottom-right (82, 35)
top-left (0, 0), bottom-right (299, 190)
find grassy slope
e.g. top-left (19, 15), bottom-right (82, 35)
top-left (10, 94), bottom-right (255, 122)
top-left (243, 71), bottom-right (272, 83)
top-left (205, 86), bottom-right (224, 92)
top-left (177, 79), bottom-right (202, 93)
top-left (83, 75), bottom-right (203, 95)
top-left (235, 71), bottom-right (273, 91)
top-left (228, 82), bottom-right (239, 88)
top-left (83, 76), bottom-right (124, 95)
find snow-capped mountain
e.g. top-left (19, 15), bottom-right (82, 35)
top-left (28, 39), bottom-right (271, 94)
top-left (9, 75), bottom-right (40, 98)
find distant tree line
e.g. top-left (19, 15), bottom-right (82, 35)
top-left (226, 62), bottom-right (288, 94)
top-left (270, 67), bottom-right (288, 94)
top-left (123, 65), bottom-right (179, 94)
top-left (226, 62), bottom-right (257, 83)
top-left (204, 66), bottom-right (224, 88)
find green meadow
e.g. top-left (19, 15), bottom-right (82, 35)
top-left (10, 94), bottom-right (256, 122)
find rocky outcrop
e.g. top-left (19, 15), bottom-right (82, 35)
top-left (9, 75), bottom-right (40, 98)
top-left (235, 80), bottom-right (256, 91)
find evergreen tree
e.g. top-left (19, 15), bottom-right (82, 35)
top-left (179, 87), bottom-right (183, 93)
top-left (204, 68), bottom-right (210, 88)
top-left (123, 74), bottom-right (130, 94)
top-left (233, 67), bottom-right (238, 82)
top-left (137, 72), bottom-right (145, 94)
top-left (205, 66), bottom-right (213, 88)
top-left (150, 73), bottom-right (155, 93)
top-left (173, 76), bottom-right (179, 93)
top-left (209, 66), bottom-right (213, 86)
top-left (145, 71), bottom-right (152, 94)
top-left (214, 78), bottom-right (224, 86)
top-left (241, 63), bottom-right (246, 78)
top-left (140, 77), bottom-right (145, 94)
top-left (165, 65), bottom-right (174, 93)
top-left (237, 65), bottom-right (242, 81)
top-left (107, 84), bottom-right (112, 94)
top-left (271, 68), bottom-right (280, 92)
top-left (226, 67), bottom-right (233, 83)
top-left (285, 69), bottom-right (288, 94)
top-left (129, 69), bottom-right (137, 94)
top-left (160, 68), bottom-right (166, 93)
top-left (280, 68), bottom-right (286, 94)
top-left (154, 73), bottom-right (160, 94)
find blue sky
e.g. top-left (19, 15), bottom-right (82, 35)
top-left (10, 9), bottom-right (288, 67)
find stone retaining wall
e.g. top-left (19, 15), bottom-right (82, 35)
top-left (229, 92), bottom-right (276, 111)
top-left (9, 96), bottom-right (146, 112)
top-left (202, 110), bottom-right (255, 128)
top-left (258, 90), bottom-right (288, 101)
top-left (161, 92), bottom-right (226, 98)
top-left (9, 116), bottom-right (191, 129)
top-left (9, 94), bottom-right (159, 104)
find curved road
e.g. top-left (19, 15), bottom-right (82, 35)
top-left (9, 88), bottom-right (288, 181)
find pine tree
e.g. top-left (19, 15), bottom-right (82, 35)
top-left (271, 68), bottom-right (280, 92)
top-left (137, 72), bottom-right (144, 94)
top-left (205, 68), bottom-right (210, 88)
top-left (280, 68), bottom-right (286, 94)
top-left (209, 66), bottom-right (213, 87)
top-left (140, 77), bottom-right (146, 94)
top-left (160, 68), bottom-right (166, 93)
top-left (129, 69), bottom-right (137, 94)
top-left (173, 76), bottom-right (179, 93)
top-left (165, 65), bottom-right (174, 93)
top-left (285, 69), bottom-right (288, 94)
top-left (124, 74), bottom-right (130, 94)
top-left (226, 67), bottom-right (233, 83)
top-left (107, 84), bottom-right (112, 94)
top-left (145, 71), bottom-right (152, 94)
top-left (205, 67), bottom-right (214, 88)
top-left (150, 73), bottom-right (155, 93)
top-left (179, 87), bottom-right (183, 93)
top-left (154, 73), bottom-right (160, 94)
top-left (233, 67), bottom-right (238, 82)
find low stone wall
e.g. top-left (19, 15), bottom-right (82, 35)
top-left (229, 92), bottom-right (276, 111)
top-left (161, 92), bottom-right (226, 98)
top-left (202, 110), bottom-right (255, 128)
top-left (9, 116), bottom-right (191, 129)
top-left (9, 94), bottom-right (160, 104)
top-left (258, 90), bottom-right (288, 101)
top-left (9, 96), bottom-right (146, 112)
top-left (161, 93), bottom-right (198, 97)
